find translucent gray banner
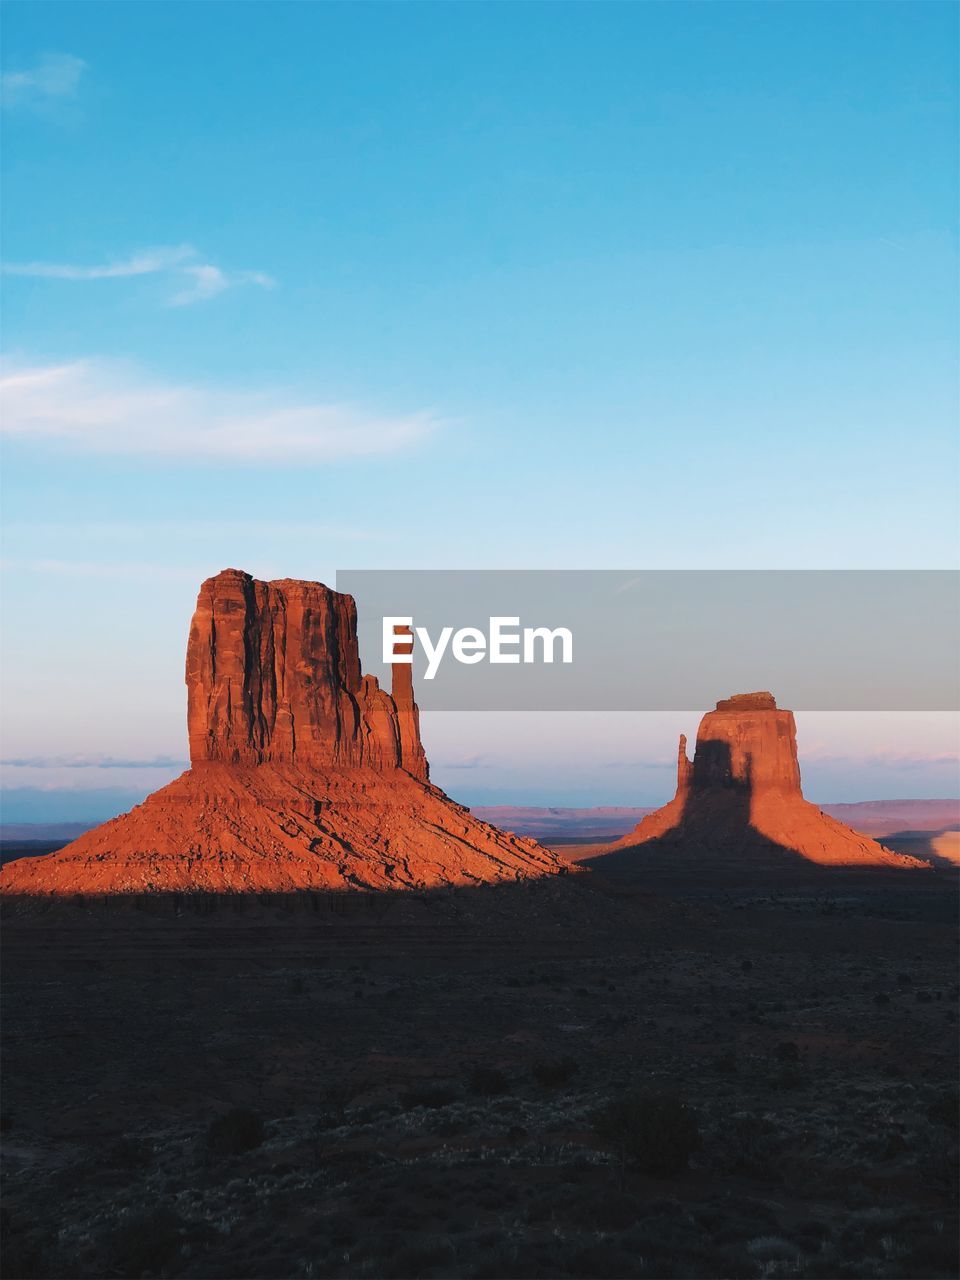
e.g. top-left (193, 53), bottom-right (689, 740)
top-left (335, 571), bottom-right (959, 711)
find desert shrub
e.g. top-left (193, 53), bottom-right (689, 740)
top-left (902, 1219), bottom-right (960, 1272)
top-left (319, 1079), bottom-right (358, 1120)
top-left (747, 1234), bottom-right (800, 1262)
top-left (401, 1082), bottom-right (460, 1109)
top-left (468, 1065), bottom-right (509, 1096)
top-left (592, 1090), bottom-right (701, 1175)
top-left (477, 1186), bottom-right (513, 1209)
top-left (712, 1051), bottom-right (738, 1074)
top-left (0, 1212), bottom-right (48, 1280)
top-left (532, 1056), bottom-right (578, 1088)
top-left (108, 1135), bottom-right (150, 1169)
top-left (0, 1239), bottom-right (47, 1280)
top-left (538, 969), bottom-right (566, 985)
top-left (927, 1087), bottom-right (959, 1129)
top-left (622, 1202), bottom-right (711, 1268)
top-left (568, 1240), bottom-right (637, 1278)
top-left (709, 1111), bottom-right (782, 1179)
top-left (775, 1040), bottom-right (801, 1063)
top-left (871, 1129), bottom-right (908, 1161)
top-left (383, 1235), bottom-right (456, 1277)
top-left (795, 1217), bottom-right (831, 1242)
top-left (206, 1107), bottom-right (265, 1157)
top-left (433, 1110), bottom-right (471, 1136)
top-left (111, 1207), bottom-right (183, 1277)
top-left (570, 1188), bottom-right (640, 1231)
top-left (767, 1061), bottom-right (807, 1090)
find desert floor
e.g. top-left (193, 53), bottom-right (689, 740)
top-left (2, 861), bottom-right (957, 1280)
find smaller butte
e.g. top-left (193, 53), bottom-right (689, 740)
top-left (605, 692), bottom-right (930, 868)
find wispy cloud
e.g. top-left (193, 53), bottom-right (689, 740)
top-left (0, 557), bottom-right (210, 581)
top-left (804, 750), bottom-right (960, 771)
top-left (1, 52), bottom-right (87, 111)
top-left (1, 244), bottom-right (274, 305)
top-left (169, 264), bottom-right (275, 306)
top-left (0, 358), bottom-right (438, 462)
top-left (0, 774), bottom-right (179, 795)
top-left (600, 758), bottom-right (675, 769)
top-left (435, 756), bottom-right (494, 770)
top-left (2, 519), bottom-right (388, 542)
top-left (2, 245), bottom-right (194, 281)
top-left (1, 755), bottom-right (187, 770)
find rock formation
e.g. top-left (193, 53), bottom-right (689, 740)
top-left (2, 570), bottom-right (560, 894)
top-left (185, 571), bottom-right (428, 778)
top-left (606, 692), bottom-right (930, 868)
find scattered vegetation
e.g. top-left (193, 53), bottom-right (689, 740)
top-left (401, 1082), bottom-right (460, 1109)
top-left (110, 1208), bottom-right (183, 1277)
top-left (532, 1056), bottom-right (579, 1088)
top-left (928, 1088), bottom-right (959, 1130)
top-left (592, 1090), bottom-right (702, 1175)
top-left (4, 881), bottom-right (955, 1279)
top-left (206, 1107), bottom-right (265, 1157)
top-left (468, 1065), bottom-right (510, 1096)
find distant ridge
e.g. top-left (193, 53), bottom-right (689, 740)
top-left (0, 822), bottom-right (96, 843)
top-left (3, 800), bottom-right (957, 848)
top-left (472, 799), bottom-right (959, 843)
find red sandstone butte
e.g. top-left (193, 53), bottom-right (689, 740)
top-left (2, 570), bottom-right (560, 894)
top-left (608, 692), bottom-right (930, 868)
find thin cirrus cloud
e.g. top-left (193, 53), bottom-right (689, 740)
top-left (435, 756), bottom-right (494, 771)
top-left (169, 263), bottom-right (275, 306)
top-left (0, 755), bottom-right (188, 770)
top-left (0, 358), bottom-right (439, 463)
top-left (1, 244), bottom-right (275, 306)
top-left (0, 557), bottom-right (212, 582)
top-left (803, 751), bottom-right (960, 771)
top-left (1, 245), bottom-right (194, 281)
top-left (0, 52), bottom-right (87, 110)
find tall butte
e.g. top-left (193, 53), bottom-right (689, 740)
top-left (604, 692), bottom-right (929, 868)
top-left (2, 569), bottom-right (561, 894)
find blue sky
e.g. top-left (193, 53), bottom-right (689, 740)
top-left (1, 1), bottom-right (958, 820)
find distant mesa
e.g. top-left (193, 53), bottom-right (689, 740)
top-left (1, 569), bottom-right (561, 894)
top-left (597, 692), bottom-right (931, 869)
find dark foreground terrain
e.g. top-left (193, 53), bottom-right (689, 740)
top-left (2, 864), bottom-right (958, 1280)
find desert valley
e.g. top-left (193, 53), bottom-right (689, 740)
top-left (1, 571), bottom-right (957, 1280)
top-left (4, 6), bottom-right (956, 1277)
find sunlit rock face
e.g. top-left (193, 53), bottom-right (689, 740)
top-left (610, 693), bottom-right (930, 868)
top-left (186, 569), bottom-right (428, 779)
top-left (2, 570), bottom-right (560, 895)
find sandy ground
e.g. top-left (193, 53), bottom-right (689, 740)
top-left (2, 860), bottom-right (957, 1279)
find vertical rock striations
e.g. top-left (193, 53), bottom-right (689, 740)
top-left (185, 570), bottom-right (427, 779)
